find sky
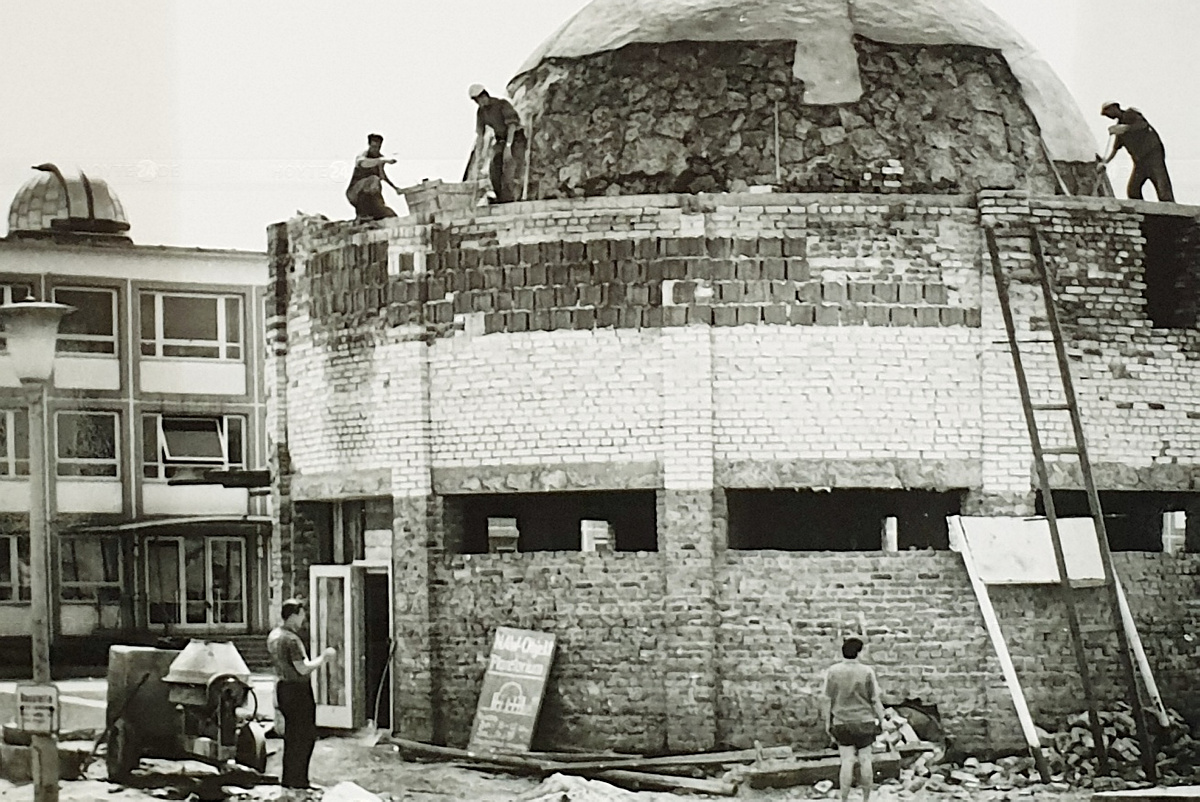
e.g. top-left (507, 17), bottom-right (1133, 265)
top-left (1, 0), bottom-right (1197, 252)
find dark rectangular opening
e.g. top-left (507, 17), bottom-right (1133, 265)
top-left (727, 489), bottom-right (963, 550)
top-left (1038, 490), bottom-right (1197, 552)
top-left (445, 491), bottom-right (658, 554)
top-left (1141, 215), bottom-right (1199, 328)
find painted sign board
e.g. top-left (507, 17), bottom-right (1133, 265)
top-left (467, 627), bottom-right (556, 755)
top-left (16, 683), bottom-right (59, 734)
top-left (950, 516), bottom-right (1105, 584)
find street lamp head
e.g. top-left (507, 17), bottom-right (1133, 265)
top-left (0, 301), bottom-right (74, 385)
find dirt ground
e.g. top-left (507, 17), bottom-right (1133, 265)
top-left (0, 734), bottom-right (1099, 802)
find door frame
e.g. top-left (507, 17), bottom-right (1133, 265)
top-left (309, 564), bottom-right (366, 729)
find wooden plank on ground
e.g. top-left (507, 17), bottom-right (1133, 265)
top-left (745, 752), bottom-right (901, 790)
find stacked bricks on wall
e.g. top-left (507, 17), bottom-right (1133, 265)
top-left (269, 188), bottom-right (1200, 754)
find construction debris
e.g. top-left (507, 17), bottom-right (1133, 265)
top-left (1038, 704), bottom-right (1200, 786)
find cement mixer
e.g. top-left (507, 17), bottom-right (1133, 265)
top-left (104, 641), bottom-right (267, 781)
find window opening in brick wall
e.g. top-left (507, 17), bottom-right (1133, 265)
top-left (52, 286), bottom-right (117, 354)
top-left (0, 535), bottom-right (31, 602)
top-left (297, 497), bottom-right (392, 564)
top-left (1039, 490), bottom-right (1197, 552)
top-left (0, 408), bottom-right (30, 477)
top-left (445, 491), bottom-right (658, 554)
top-left (1141, 215), bottom-right (1199, 328)
top-left (727, 489), bottom-right (963, 550)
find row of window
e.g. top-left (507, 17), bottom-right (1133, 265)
top-left (0, 409), bottom-right (245, 479)
top-left (0, 534), bottom-right (120, 603)
top-left (0, 533), bottom-right (246, 627)
top-left (0, 282), bottom-right (245, 360)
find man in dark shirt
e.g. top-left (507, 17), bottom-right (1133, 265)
top-left (267, 598), bottom-right (337, 791)
top-left (1100, 102), bottom-right (1174, 202)
top-left (346, 133), bottom-right (401, 220)
top-left (469, 84), bottom-right (527, 203)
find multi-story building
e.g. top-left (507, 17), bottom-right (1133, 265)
top-left (0, 165), bottom-right (269, 673)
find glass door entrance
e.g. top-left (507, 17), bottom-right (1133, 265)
top-left (146, 535), bottom-right (246, 628)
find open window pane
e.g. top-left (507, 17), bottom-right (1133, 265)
top-left (162, 418), bottom-right (225, 461)
top-left (163, 296), bottom-right (218, 341)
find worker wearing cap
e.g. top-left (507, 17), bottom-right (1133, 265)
top-left (1099, 102), bottom-right (1174, 202)
top-left (821, 635), bottom-right (886, 802)
top-left (346, 133), bottom-right (401, 220)
top-left (469, 84), bottom-right (527, 203)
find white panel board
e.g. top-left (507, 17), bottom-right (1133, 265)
top-left (951, 515), bottom-right (1105, 584)
top-left (142, 483), bottom-right (248, 516)
top-left (55, 355), bottom-right (121, 391)
top-left (56, 479), bottom-right (123, 514)
top-left (140, 360), bottom-right (246, 396)
top-left (0, 479), bottom-right (31, 513)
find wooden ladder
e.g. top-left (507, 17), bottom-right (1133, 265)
top-left (983, 223), bottom-right (1163, 782)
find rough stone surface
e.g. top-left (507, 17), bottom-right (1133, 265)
top-left (512, 39), bottom-right (1090, 200)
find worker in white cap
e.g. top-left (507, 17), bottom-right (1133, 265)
top-left (468, 83), bottom-right (527, 203)
top-left (1099, 102), bottom-right (1174, 202)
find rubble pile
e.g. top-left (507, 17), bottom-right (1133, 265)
top-left (1037, 704), bottom-right (1200, 786)
top-left (888, 704), bottom-right (1199, 795)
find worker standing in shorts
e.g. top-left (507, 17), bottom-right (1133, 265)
top-left (821, 635), bottom-right (886, 802)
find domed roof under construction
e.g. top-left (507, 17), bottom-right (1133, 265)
top-left (514, 0), bottom-right (1094, 162)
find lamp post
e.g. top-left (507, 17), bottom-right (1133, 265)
top-left (1, 300), bottom-right (73, 802)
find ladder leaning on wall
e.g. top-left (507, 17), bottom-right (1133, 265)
top-left (982, 223), bottom-right (1165, 783)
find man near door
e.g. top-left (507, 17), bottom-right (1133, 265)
top-left (268, 598), bottom-right (337, 791)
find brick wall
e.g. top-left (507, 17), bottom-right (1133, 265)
top-left (269, 190), bottom-right (1200, 752)
top-left (425, 549), bottom-right (1200, 752)
top-left (430, 551), bottom-right (669, 752)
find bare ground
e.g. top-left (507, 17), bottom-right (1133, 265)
top-left (0, 734), bottom-right (1098, 802)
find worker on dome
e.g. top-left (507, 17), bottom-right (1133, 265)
top-left (1099, 102), bottom-right (1174, 203)
top-left (468, 83), bottom-right (527, 204)
top-left (345, 133), bottom-right (401, 220)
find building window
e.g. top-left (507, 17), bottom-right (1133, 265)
top-left (0, 535), bottom-right (31, 602)
top-left (1141, 215), bottom-right (1198, 329)
top-left (0, 409), bottom-right (30, 477)
top-left (60, 535), bottom-right (122, 602)
top-left (727, 489), bottom-right (963, 550)
top-left (56, 411), bottom-right (119, 478)
top-left (141, 414), bottom-right (245, 479)
top-left (139, 292), bottom-right (243, 360)
top-left (52, 287), bottom-right (117, 354)
top-left (444, 491), bottom-right (659, 554)
top-left (1040, 490), bottom-right (1195, 552)
top-left (0, 282), bottom-right (36, 350)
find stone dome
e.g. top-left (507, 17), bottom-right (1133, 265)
top-left (506, 0), bottom-right (1100, 200)
top-left (7, 164), bottom-right (131, 240)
